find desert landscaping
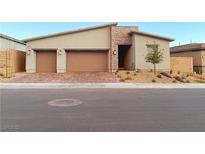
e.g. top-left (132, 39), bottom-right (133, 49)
top-left (114, 70), bottom-right (205, 83)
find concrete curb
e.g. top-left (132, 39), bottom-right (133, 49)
top-left (0, 83), bottom-right (205, 89)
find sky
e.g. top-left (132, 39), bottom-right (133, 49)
top-left (1, 22), bottom-right (205, 46)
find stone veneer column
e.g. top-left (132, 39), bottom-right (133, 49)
top-left (26, 49), bottom-right (36, 73)
top-left (110, 26), bottom-right (138, 72)
top-left (57, 48), bottom-right (66, 73)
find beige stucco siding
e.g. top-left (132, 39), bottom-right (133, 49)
top-left (26, 27), bottom-right (111, 49)
top-left (132, 34), bottom-right (170, 71)
top-left (26, 50), bottom-right (36, 73)
top-left (0, 37), bottom-right (26, 51)
top-left (171, 51), bottom-right (203, 66)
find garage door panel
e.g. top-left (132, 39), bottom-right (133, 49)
top-left (67, 51), bottom-right (108, 72)
top-left (36, 51), bottom-right (57, 73)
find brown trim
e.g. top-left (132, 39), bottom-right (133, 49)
top-left (64, 48), bottom-right (109, 51)
top-left (129, 31), bottom-right (174, 42)
top-left (33, 48), bottom-right (58, 51)
top-left (23, 23), bottom-right (118, 42)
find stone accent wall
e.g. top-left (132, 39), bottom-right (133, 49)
top-left (111, 26), bottom-right (138, 71)
top-left (171, 57), bottom-right (193, 73)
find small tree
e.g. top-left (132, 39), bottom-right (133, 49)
top-left (145, 44), bottom-right (163, 74)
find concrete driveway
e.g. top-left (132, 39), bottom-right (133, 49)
top-left (6, 72), bottom-right (117, 83)
top-left (1, 88), bottom-right (205, 132)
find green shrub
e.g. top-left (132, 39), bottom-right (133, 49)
top-left (117, 75), bottom-right (121, 78)
top-left (133, 73), bottom-right (137, 76)
top-left (120, 78), bottom-right (125, 82)
top-left (126, 71), bottom-right (130, 74)
top-left (196, 80), bottom-right (205, 83)
top-left (170, 70), bottom-right (173, 74)
top-left (172, 80), bottom-right (177, 83)
top-left (181, 74), bottom-right (187, 80)
top-left (152, 79), bottom-right (156, 83)
top-left (177, 71), bottom-right (181, 74)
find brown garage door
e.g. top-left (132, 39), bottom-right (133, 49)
top-left (67, 50), bottom-right (108, 72)
top-left (36, 50), bottom-right (57, 73)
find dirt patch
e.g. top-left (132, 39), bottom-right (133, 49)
top-left (5, 72), bottom-right (118, 83)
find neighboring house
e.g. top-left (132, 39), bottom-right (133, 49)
top-left (0, 34), bottom-right (26, 73)
top-left (23, 23), bottom-right (174, 73)
top-left (171, 43), bottom-right (205, 74)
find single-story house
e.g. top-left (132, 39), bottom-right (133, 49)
top-left (171, 43), bottom-right (205, 74)
top-left (23, 23), bottom-right (174, 73)
top-left (0, 34), bottom-right (26, 73)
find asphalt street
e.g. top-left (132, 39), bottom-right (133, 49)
top-left (1, 88), bottom-right (205, 132)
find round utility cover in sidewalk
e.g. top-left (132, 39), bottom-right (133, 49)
top-left (48, 99), bottom-right (82, 107)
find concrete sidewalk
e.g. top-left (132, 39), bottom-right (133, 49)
top-left (1, 83), bottom-right (205, 89)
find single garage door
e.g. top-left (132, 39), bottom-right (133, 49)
top-left (36, 50), bottom-right (57, 73)
top-left (67, 50), bottom-right (108, 72)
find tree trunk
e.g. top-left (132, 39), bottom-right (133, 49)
top-left (154, 63), bottom-right (156, 75)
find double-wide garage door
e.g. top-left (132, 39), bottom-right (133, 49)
top-left (36, 50), bottom-right (108, 73)
top-left (67, 50), bottom-right (108, 72)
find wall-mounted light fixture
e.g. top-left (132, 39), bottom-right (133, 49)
top-left (58, 50), bottom-right (62, 55)
top-left (26, 46), bottom-right (32, 55)
top-left (26, 50), bottom-right (31, 55)
top-left (113, 50), bottom-right (117, 55)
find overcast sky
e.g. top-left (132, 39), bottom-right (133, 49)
top-left (1, 22), bottom-right (205, 46)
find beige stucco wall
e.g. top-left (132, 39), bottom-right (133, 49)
top-left (26, 27), bottom-right (111, 49)
top-left (26, 27), bottom-right (111, 73)
top-left (171, 51), bottom-right (203, 66)
top-left (26, 50), bottom-right (36, 73)
top-left (57, 49), bottom-right (66, 73)
top-left (0, 37), bottom-right (26, 51)
top-left (132, 34), bottom-right (171, 71)
top-left (171, 57), bottom-right (193, 73)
